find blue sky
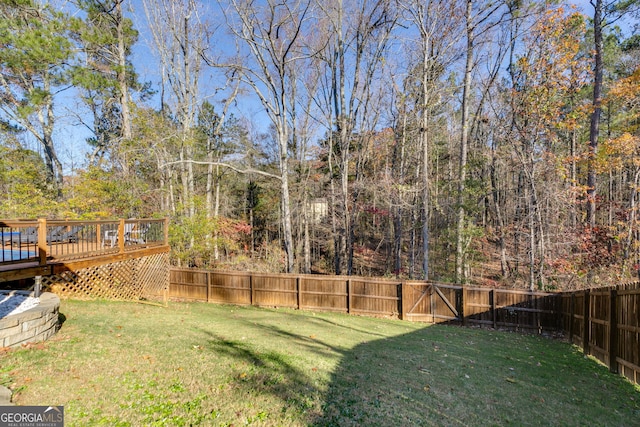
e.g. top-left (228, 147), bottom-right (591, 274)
top-left (44, 0), bottom-right (635, 174)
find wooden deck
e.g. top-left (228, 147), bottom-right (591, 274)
top-left (0, 218), bottom-right (170, 283)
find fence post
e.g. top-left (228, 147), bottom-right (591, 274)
top-left (296, 276), bottom-right (301, 310)
top-left (166, 268), bottom-right (172, 305)
top-left (250, 274), bottom-right (254, 306)
top-left (609, 288), bottom-right (618, 373)
top-left (569, 293), bottom-right (575, 342)
top-left (206, 271), bottom-right (210, 303)
top-left (490, 289), bottom-right (496, 329)
top-left (583, 289), bottom-right (590, 355)
top-left (400, 282), bottom-right (408, 321)
top-left (460, 286), bottom-right (467, 326)
top-left (163, 285), bottom-right (168, 307)
top-left (430, 286), bottom-right (435, 323)
top-left (532, 293), bottom-right (539, 333)
top-left (346, 279), bottom-right (351, 314)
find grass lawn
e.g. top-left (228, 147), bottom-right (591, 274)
top-left (1, 300), bottom-right (639, 426)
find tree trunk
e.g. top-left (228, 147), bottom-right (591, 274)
top-left (490, 155), bottom-right (509, 278)
top-left (570, 129), bottom-right (577, 228)
top-left (420, 22), bottom-right (431, 281)
top-left (530, 176), bottom-right (545, 290)
top-left (528, 183), bottom-right (536, 291)
top-left (214, 169), bottom-right (221, 261)
top-left (393, 108), bottom-right (407, 278)
top-left (421, 100), bottom-right (430, 281)
top-left (587, 0), bottom-right (603, 228)
top-left (40, 77), bottom-right (63, 198)
top-left (179, 145), bottom-right (189, 217)
top-left (456, 0), bottom-right (473, 284)
top-left (116, 0), bottom-right (132, 140)
top-left (303, 195), bottom-right (311, 274)
top-left (335, 0), bottom-right (348, 275)
top-left (328, 132), bottom-right (341, 275)
top-left (278, 120), bottom-right (295, 272)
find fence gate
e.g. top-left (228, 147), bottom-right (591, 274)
top-left (402, 283), bottom-right (462, 323)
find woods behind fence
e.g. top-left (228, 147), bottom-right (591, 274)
top-left (169, 268), bottom-right (640, 386)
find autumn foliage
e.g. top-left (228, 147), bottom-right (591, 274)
top-left (0, 1), bottom-right (639, 288)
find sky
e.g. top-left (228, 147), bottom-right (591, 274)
top-left (50, 0), bottom-right (261, 173)
top-left (39, 0), bottom-right (636, 175)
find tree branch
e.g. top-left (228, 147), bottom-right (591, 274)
top-left (160, 159), bottom-right (282, 181)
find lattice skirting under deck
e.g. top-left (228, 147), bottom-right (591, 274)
top-left (42, 252), bottom-right (169, 301)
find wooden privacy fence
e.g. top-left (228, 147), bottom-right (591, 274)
top-left (169, 268), bottom-right (640, 386)
top-left (559, 283), bottom-right (640, 385)
top-left (169, 268), bottom-right (561, 332)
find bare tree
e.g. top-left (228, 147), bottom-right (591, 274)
top-left (455, 0), bottom-right (508, 284)
top-left (314, 0), bottom-right (397, 275)
top-left (221, 0), bottom-right (313, 273)
top-left (143, 0), bottom-right (209, 218)
top-left (401, 0), bottom-right (463, 280)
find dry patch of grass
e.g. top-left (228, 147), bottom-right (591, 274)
top-left (1, 300), bottom-right (638, 426)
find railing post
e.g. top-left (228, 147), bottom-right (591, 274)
top-left (583, 289), bottom-right (591, 355)
top-left (37, 218), bottom-right (47, 266)
top-left (96, 223), bottom-right (102, 248)
top-left (609, 288), bottom-right (618, 373)
top-left (118, 219), bottom-right (125, 253)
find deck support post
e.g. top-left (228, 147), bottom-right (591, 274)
top-left (34, 275), bottom-right (42, 298)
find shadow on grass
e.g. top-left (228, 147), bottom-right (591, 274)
top-left (311, 325), bottom-right (640, 427)
top-left (197, 309), bottom-right (640, 426)
top-left (58, 312), bottom-right (66, 327)
top-left (13, 301), bottom-right (638, 426)
top-left (200, 329), bottom-right (331, 419)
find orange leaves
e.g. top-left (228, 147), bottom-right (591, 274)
top-left (609, 67), bottom-right (640, 108)
top-left (217, 217), bottom-right (252, 238)
top-left (526, 9), bottom-right (590, 91)
top-left (512, 7), bottom-right (591, 145)
top-left (608, 66), bottom-right (640, 156)
top-left (597, 133), bottom-right (640, 172)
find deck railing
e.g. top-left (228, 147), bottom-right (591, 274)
top-left (0, 218), bottom-right (169, 266)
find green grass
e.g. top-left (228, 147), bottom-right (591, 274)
top-left (1, 300), bottom-right (639, 426)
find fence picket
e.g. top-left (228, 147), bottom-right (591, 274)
top-left (583, 289), bottom-right (590, 355)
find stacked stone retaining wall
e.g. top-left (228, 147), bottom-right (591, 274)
top-left (0, 292), bottom-right (60, 348)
